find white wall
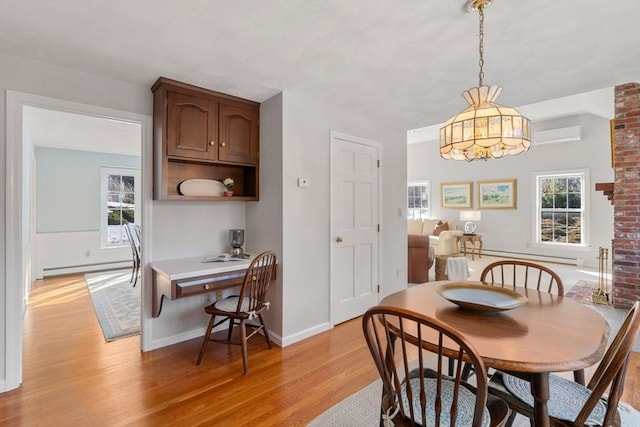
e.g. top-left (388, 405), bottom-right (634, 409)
top-left (246, 93), bottom-right (284, 338)
top-left (408, 113), bottom-right (615, 268)
top-left (278, 91), bottom-right (407, 340)
top-left (34, 148), bottom-right (140, 276)
top-left (0, 53), bottom-right (255, 389)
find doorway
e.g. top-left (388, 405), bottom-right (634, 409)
top-left (329, 131), bottom-right (382, 324)
top-left (4, 91), bottom-right (153, 392)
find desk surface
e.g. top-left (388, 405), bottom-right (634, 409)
top-left (151, 255), bottom-right (253, 281)
top-left (379, 281), bottom-right (609, 373)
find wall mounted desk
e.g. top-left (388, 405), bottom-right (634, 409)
top-left (150, 256), bottom-right (253, 318)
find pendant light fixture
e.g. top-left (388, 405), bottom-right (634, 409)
top-left (440, 0), bottom-right (531, 161)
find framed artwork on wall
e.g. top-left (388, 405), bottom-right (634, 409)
top-left (441, 181), bottom-right (472, 209)
top-left (478, 179), bottom-right (517, 209)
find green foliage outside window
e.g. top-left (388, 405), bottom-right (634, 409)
top-left (539, 175), bottom-right (583, 244)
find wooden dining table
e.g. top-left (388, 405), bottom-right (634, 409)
top-left (378, 281), bottom-right (610, 427)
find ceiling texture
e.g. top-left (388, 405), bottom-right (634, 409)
top-left (2, 0), bottom-right (639, 148)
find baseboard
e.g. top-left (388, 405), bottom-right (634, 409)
top-left (43, 261), bottom-right (131, 277)
top-left (481, 249), bottom-right (578, 266)
top-left (147, 321), bottom-right (332, 351)
top-left (280, 321), bottom-right (332, 347)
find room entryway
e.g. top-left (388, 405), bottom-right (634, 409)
top-left (330, 132), bottom-right (382, 324)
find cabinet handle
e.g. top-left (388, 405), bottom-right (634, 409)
top-left (204, 284), bottom-right (210, 290)
top-left (209, 141), bottom-right (215, 146)
top-left (335, 236), bottom-right (343, 243)
top-left (220, 142), bottom-right (226, 147)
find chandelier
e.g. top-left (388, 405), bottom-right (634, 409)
top-left (440, 0), bottom-right (531, 161)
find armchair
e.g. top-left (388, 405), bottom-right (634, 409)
top-left (408, 218), bottom-right (463, 256)
top-left (408, 234), bottom-right (434, 283)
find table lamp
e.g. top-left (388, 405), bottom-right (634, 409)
top-left (459, 211), bottom-right (481, 234)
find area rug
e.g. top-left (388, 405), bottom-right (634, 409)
top-left (84, 270), bottom-right (140, 342)
top-left (308, 377), bottom-right (640, 426)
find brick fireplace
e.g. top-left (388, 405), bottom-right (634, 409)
top-left (612, 82), bottom-right (640, 309)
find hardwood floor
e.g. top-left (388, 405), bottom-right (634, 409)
top-left (1, 274), bottom-right (638, 426)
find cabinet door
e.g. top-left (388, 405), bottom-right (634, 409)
top-left (167, 91), bottom-right (218, 160)
top-left (218, 104), bottom-right (258, 165)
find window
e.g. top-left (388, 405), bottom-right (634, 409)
top-left (101, 167), bottom-right (140, 247)
top-left (408, 181), bottom-right (430, 219)
top-left (535, 171), bottom-right (587, 245)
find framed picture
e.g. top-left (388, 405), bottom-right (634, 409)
top-left (478, 179), bottom-right (517, 209)
top-left (441, 181), bottom-right (472, 209)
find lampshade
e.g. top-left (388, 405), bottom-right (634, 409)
top-left (440, 0), bottom-right (531, 161)
top-left (460, 210), bottom-right (482, 222)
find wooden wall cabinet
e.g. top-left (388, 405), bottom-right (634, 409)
top-left (152, 77), bottom-right (259, 201)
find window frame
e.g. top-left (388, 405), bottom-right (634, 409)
top-left (100, 166), bottom-right (141, 248)
top-left (407, 180), bottom-right (431, 220)
top-left (532, 168), bottom-right (590, 248)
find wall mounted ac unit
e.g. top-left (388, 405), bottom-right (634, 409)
top-left (533, 126), bottom-right (582, 145)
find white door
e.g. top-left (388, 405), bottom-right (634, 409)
top-left (330, 132), bottom-right (381, 324)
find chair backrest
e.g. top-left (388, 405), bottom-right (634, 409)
top-left (576, 301), bottom-right (640, 426)
top-left (236, 251), bottom-right (277, 314)
top-left (123, 223), bottom-right (140, 260)
top-left (362, 305), bottom-right (489, 426)
top-left (480, 260), bottom-right (564, 295)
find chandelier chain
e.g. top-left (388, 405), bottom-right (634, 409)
top-left (478, 7), bottom-right (485, 87)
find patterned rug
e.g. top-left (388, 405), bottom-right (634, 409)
top-left (84, 270), bottom-right (140, 342)
top-left (309, 377), bottom-right (640, 426)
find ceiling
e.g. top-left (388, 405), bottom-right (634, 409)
top-left (3, 0), bottom-right (639, 150)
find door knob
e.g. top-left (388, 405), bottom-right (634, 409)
top-left (220, 142), bottom-right (226, 147)
top-left (209, 140), bottom-right (215, 146)
top-left (335, 236), bottom-right (343, 243)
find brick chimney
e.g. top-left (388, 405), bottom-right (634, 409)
top-left (613, 82), bottom-right (640, 308)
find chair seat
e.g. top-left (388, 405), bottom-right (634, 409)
top-left (211, 296), bottom-right (250, 314)
top-left (502, 373), bottom-right (608, 425)
top-left (401, 377), bottom-right (491, 427)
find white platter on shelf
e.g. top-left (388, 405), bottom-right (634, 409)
top-left (178, 179), bottom-right (226, 196)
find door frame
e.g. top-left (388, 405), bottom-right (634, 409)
top-left (4, 91), bottom-right (153, 392)
top-left (329, 130), bottom-right (383, 325)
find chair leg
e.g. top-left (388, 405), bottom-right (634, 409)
top-left (227, 318), bottom-right (235, 342)
top-left (240, 319), bottom-right (249, 375)
top-left (196, 315), bottom-right (216, 365)
top-left (129, 261), bottom-right (135, 284)
top-left (258, 313), bottom-right (272, 349)
top-left (132, 260), bottom-right (139, 287)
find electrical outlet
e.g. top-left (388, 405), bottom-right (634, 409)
top-left (216, 290), bottom-right (223, 300)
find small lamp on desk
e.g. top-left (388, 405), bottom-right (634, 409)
top-left (459, 210), bottom-right (481, 234)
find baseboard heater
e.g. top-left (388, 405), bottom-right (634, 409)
top-left (481, 249), bottom-right (578, 266)
top-left (43, 260), bottom-right (131, 277)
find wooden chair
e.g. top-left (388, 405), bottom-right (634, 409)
top-left (489, 301), bottom-right (640, 426)
top-left (124, 223), bottom-right (141, 287)
top-left (480, 260), bottom-right (564, 296)
top-left (462, 259), bottom-right (564, 384)
top-left (469, 260), bottom-right (572, 383)
top-left (362, 305), bottom-right (510, 427)
top-left (196, 251), bottom-right (277, 375)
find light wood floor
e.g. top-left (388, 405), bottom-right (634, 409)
top-left (1, 274), bottom-right (638, 426)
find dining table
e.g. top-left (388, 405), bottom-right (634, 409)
top-left (378, 281), bottom-right (610, 427)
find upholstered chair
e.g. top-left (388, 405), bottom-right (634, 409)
top-left (408, 234), bottom-right (434, 283)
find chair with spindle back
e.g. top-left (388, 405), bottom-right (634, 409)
top-left (362, 305), bottom-right (510, 426)
top-left (489, 301), bottom-right (640, 427)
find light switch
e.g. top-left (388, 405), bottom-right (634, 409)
top-left (297, 178), bottom-right (310, 187)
